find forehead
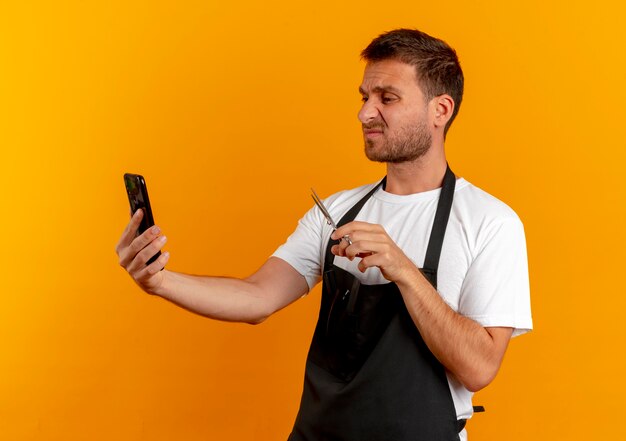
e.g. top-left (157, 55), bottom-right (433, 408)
top-left (359, 59), bottom-right (422, 94)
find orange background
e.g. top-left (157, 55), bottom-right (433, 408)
top-left (1, 1), bottom-right (625, 440)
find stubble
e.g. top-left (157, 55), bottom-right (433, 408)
top-left (364, 119), bottom-right (432, 164)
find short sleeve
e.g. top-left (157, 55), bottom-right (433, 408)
top-left (458, 217), bottom-right (533, 337)
top-left (272, 205), bottom-right (325, 291)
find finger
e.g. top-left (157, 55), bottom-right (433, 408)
top-left (331, 221), bottom-right (384, 241)
top-left (358, 257), bottom-right (370, 273)
top-left (119, 225), bottom-right (156, 268)
top-left (134, 251), bottom-right (171, 283)
top-left (116, 209), bottom-right (144, 254)
top-left (345, 240), bottom-right (389, 260)
top-left (332, 232), bottom-right (355, 255)
top-left (331, 244), bottom-right (347, 257)
top-left (119, 223), bottom-right (163, 267)
top-left (332, 231), bottom-right (386, 259)
top-left (127, 234), bottom-right (168, 274)
top-left (341, 229), bottom-right (388, 245)
top-left (357, 253), bottom-right (387, 273)
top-left (331, 243), bottom-right (373, 260)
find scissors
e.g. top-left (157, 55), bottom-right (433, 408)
top-left (311, 188), bottom-right (353, 246)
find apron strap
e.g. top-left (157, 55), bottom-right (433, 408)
top-left (422, 165), bottom-right (456, 279)
top-left (337, 177), bottom-right (387, 228)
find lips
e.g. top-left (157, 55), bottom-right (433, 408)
top-left (363, 124), bottom-right (385, 137)
top-left (363, 129), bottom-right (384, 137)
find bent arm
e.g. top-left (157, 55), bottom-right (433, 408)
top-left (151, 257), bottom-right (309, 324)
top-left (396, 268), bottom-right (512, 392)
top-left (331, 221), bottom-right (515, 392)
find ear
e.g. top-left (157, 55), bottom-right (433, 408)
top-left (431, 94), bottom-right (455, 130)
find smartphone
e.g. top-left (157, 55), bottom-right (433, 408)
top-left (124, 173), bottom-right (161, 266)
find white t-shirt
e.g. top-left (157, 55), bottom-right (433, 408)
top-left (273, 177), bottom-right (533, 421)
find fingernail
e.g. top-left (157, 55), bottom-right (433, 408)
top-left (152, 225), bottom-right (161, 234)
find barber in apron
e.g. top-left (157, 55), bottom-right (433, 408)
top-left (288, 165), bottom-right (466, 441)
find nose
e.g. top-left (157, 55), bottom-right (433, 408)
top-left (358, 99), bottom-right (379, 124)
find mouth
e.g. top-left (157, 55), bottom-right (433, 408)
top-left (363, 128), bottom-right (384, 138)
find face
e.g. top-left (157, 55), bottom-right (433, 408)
top-left (358, 59), bottom-right (432, 164)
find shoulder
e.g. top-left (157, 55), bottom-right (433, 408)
top-left (454, 179), bottom-right (523, 225)
top-left (452, 179), bottom-right (526, 252)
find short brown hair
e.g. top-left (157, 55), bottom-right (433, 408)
top-left (361, 29), bottom-right (464, 136)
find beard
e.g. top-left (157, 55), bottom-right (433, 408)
top-left (363, 119), bottom-right (432, 164)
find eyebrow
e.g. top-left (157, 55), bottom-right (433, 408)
top-left (358, 85), bottom-right (403, 95)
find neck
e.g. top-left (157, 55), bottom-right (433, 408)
top-left (384, 147), bottom-right (450, 195)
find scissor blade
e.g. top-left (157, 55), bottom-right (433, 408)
top-left (311, 188), bottom-right (338, 230)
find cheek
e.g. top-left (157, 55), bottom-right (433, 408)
top-left (400, 107), bottom-right (429, 128)
top-left (384, 113), bottom-right (411, 132)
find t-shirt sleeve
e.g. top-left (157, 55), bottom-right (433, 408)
top-left (271, 205), bottom-right (326, 291)
top-left (458, 216), bottom-right (533, 337)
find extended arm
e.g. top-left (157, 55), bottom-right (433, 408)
top-left (116, 209), bottom-right (309, 324)
top-left (331, 221), bottom-right (512, 392)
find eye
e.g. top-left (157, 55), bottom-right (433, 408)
top-left (381, 94), bottom-right (397, 104)
top-left (361, 96), bottom-right (368, 103)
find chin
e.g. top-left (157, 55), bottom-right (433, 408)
top-left (364, 144), bottom-right (383, 163)
top-left (364, 150), bottom-right (391, 164)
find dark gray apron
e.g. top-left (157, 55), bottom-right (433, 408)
top-left (288, 166), bottom-right (463, 441)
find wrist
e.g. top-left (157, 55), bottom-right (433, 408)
top-left (395, 264), bottom-right (429, 293)
top-left (148, 269), bottom-right (171, 297)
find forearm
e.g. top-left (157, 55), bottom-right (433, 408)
top-left (150, 270), bottom-right (272, 324)
top-left (397, 266), bottom-right (508, 392)
top-left (117, 212), bottom-right (307, 323)
top-left (330, 221), bottom-right (513, 391)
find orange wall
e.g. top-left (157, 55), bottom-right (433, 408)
top-left (1, 1), bottom-right (625, 440)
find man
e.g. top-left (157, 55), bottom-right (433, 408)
top-left (116, 29), bottom-right (532, 441)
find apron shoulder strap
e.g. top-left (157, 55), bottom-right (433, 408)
top-left (422, 165), bottom-right (456, 278)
